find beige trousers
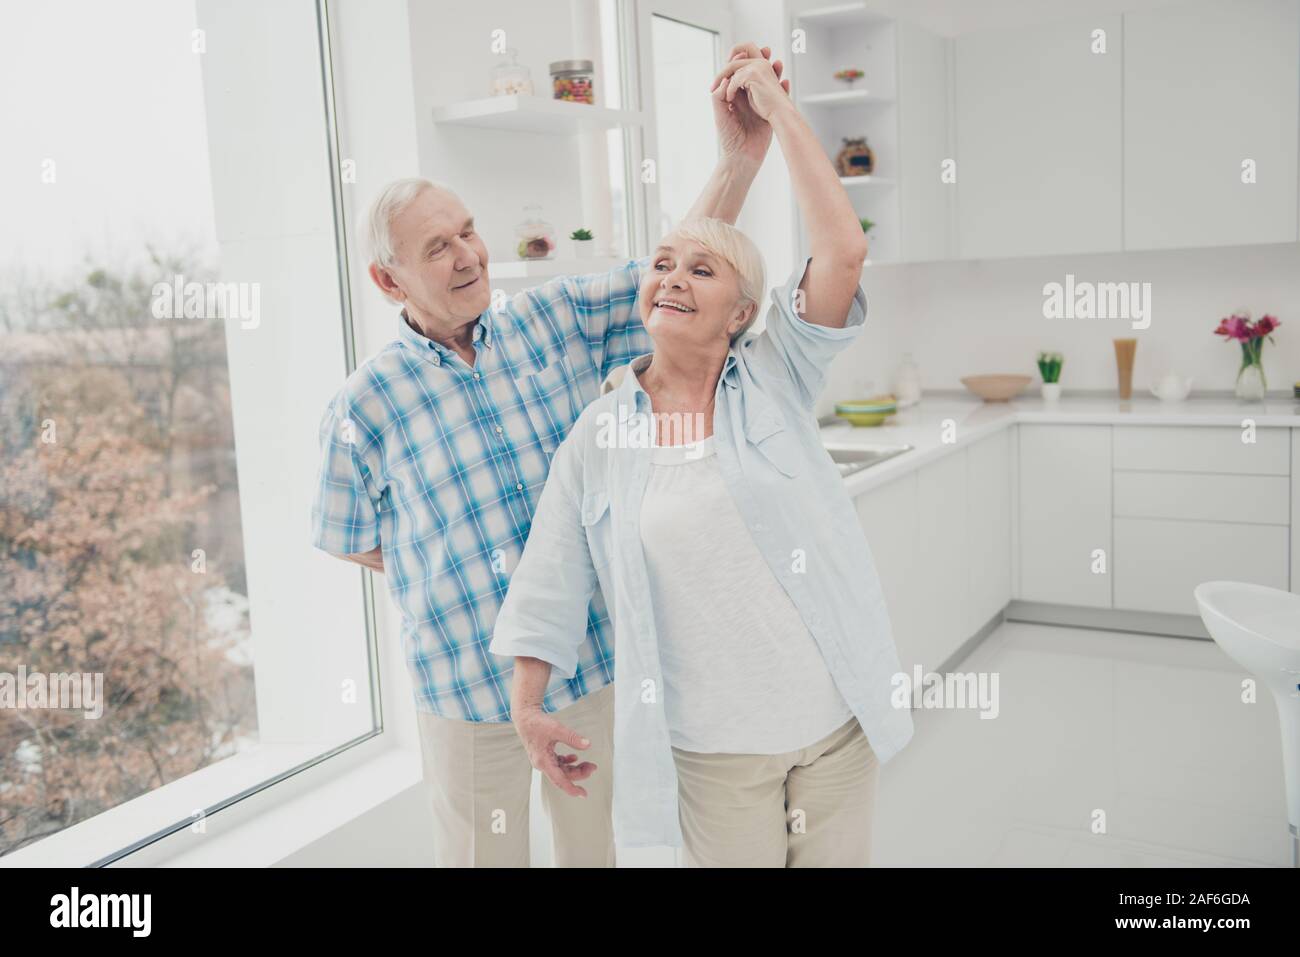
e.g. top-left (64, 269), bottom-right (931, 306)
top-left (415, 683), bottom-right (615, 867)
top-left (671, 717), bottom-right (880, 867)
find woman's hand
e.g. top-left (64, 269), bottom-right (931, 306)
top-left (513, 704), bottom-right (599, 798)
top-left (711, 43), bottom-right (790, 166)
top-left (712, 52), bottom-right (793, 126)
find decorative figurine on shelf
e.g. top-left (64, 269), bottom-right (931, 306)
top-left (835, 137), bottom-right (875, 177)
top-left (834, 67), bottom-right (865, 87)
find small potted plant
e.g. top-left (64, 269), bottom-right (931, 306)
top-left (1214, 310), bottom-right (1281, 401)
top-left (859, 217), bottom-right (874, 235)
top-left (570, 227), bottom-right (594, 258)
top-left (1037, 351), bottom-right (1063, 402)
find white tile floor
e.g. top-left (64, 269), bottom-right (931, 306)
top-left (874, 620), bottom-right (1294, 867)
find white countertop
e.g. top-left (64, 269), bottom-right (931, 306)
top-left (821, 393), bottom-right (1300, 496)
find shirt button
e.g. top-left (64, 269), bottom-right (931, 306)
top-left (495, 426), bottom-right (503, 434)
top-left (473, 372), bottom-right (481, 380)
top-left (515, 483), bottom-right (524, 491)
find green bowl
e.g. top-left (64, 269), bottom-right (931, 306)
top-left (835, 409), bottom-right (894, 427)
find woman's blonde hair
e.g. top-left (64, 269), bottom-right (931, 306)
top-left (670, 217), bottom-right (766, 343)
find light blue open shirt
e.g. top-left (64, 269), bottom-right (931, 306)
top-left (490, 258), bottom-right (914, 848)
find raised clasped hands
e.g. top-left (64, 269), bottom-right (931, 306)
top-left (710, 42), bottom-right (793, 166)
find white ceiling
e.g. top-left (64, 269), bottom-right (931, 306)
top-left (855, 0), bottom-right (1199, 36)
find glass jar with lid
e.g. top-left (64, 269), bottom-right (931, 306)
top-left (549, 60), bottom-right (595, 104)
top-left (514, 205), bottom-right (556, 260)
top-left (491, 48), bottom-right (533, 97)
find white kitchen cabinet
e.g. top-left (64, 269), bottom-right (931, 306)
top-left (856, 431), bottom-right (1013, 674)
top-left (855, 472), bottom-right (924, 675)
top-left (1111, 425), bottom-right (1290, 615)
top-left (1123, 0), bottom-right (1300, 251)
top-left (1114, 518), bottom-right (1289, 615)
top-left (915, 449), bottom-right (972, 669)
top-left (1114, 471), bottom-right (1289, 525)
top-left (954, 15), bottom-right (1122, 259)
top-left (1293, 429), bottom-right (1300, 594)
top-left (1018, 424), bottom-right (1112, 607)
top-left (1112, 425), bottom-right (1290, 475)
top-left (966, 428), bottom-right (1013, 627)
top-left (896, 19), bottom-right (952, 263)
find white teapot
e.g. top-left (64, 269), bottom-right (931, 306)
top-left (1150, 373), bottom-right (1193, 402)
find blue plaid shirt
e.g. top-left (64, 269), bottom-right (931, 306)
top-left (311, 258), bottom-right (652, 722)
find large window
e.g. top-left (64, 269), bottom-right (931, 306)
top-left (649, 14), bottom-right (723, 234)
top-left (0, 0), bottom-right (376, 864)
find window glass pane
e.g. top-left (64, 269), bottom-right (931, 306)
top-left (650, 15), bottom-right (720, 233)
top-left (0, 0), bottom-right (375, 861)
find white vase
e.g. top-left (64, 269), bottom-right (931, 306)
top-left (1041, 382), bottom-right (1061, 402)
top-left (572, 239), bottom-right (595, 258)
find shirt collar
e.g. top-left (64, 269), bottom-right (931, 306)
top-left (600, 348), bottom-right (741, 405)
top-left (396, 308), bottom-right (493, 365)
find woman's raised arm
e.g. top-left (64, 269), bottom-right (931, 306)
top-left (712, 57), bottom-right (869, 328)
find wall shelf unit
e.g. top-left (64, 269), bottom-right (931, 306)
top-left (840, 174), bottom-right (895, 189)
top-left (791, 1), bottom-right (901, 263)
top-left (489, 256), bottom-right (627, 280)
top-left (431, 95), bottom-right (643, 134)
top-left (799, 89), bottom-right (894, 108)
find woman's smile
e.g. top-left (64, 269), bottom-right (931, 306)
top-left (652, 297), bottom-right (696, 314)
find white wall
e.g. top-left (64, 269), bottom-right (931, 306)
top-left (822, 242), bottom-right (1300, 408)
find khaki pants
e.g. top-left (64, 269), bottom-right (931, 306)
top-left (672, 717), bottom-right (879, 867)
top-left (415, 683), bottom-right (615, 867)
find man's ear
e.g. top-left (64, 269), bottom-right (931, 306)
top-left (369, 262), bottom-right (405, 303)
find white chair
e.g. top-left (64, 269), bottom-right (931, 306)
top-left (1195, 581), bottom-right (1300, 868)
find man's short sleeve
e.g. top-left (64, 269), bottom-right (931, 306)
top-left (752, 256), bottom-right (868, 408)
top-left (310, 395), bottom-right (382, 556)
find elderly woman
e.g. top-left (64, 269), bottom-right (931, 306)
top-left (490, 54), bottom-right (913, 867)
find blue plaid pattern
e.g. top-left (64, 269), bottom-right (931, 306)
top-left (311, 258), bottom-right (652, 722)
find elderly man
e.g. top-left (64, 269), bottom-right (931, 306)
top-left (310, 44), bottom-right (789, 867)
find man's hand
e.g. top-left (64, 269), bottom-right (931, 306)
top-left (711, 43), bottom-right (790, 167)
top-left (713, 52), bottom-right (794, 125)
top-left (513, 704), bottom-right (598, 797)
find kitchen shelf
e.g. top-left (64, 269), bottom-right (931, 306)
top-left (840, 175), bottom-right (895, 188)
top-left (794, 2), bottom-right (892, 28)
top-left (431, 95), bottom-right (643, 134)
top-left (490, 256), bottom-right (627, 280)
top-left (798, 90), bottom-right (894, 108)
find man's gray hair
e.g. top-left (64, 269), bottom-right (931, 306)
top-left (364, 177), bottom-right (456, 268)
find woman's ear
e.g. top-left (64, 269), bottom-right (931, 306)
top-left (728, 300), bottom-right (756, 338)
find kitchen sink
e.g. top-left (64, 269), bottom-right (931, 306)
top-left (823, 442), bottom-right (913, 477)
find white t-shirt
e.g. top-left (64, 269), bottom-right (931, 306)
top-left (638, 433), bottom-right (854, 754)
